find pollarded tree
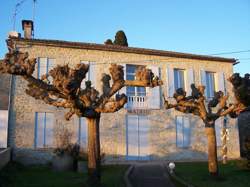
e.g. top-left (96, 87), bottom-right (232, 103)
top-left (163, 84), bottom-right (233, 176)
top-left (113, 30), bottom-right (128, 47)
top-left (0, 40), bottom-right (162, 186)
top-left (221, 73), bottom-right (250, 168)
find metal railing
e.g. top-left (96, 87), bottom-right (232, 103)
top-left (126, 95), bottom-right (148, 109)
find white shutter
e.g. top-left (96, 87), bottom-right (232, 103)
top-left (148, 65), bottom-right (161, 109)
top-left (89, 62), bottom-right (96, 88)
top-left (36, 112), bottom-right (45, 148)
top-left (47, 58), bottom-right (55, 83)
top-left (45, 113), bottom-right (54, 147)
top-left (38, 58), bottom-right (47, 79)
top-left (185, 69), bottom-right (194, 96)
top-left (167, 66), bottom-right (175, 97)
top-left (138, 116), bottom-right (149, 159)
top-left (215, 117), bottom-right (222, 146)
top-left (200, 69), bottom-right (207, 97)
top-left (80, 61), bottom-right (90, 89)
top-left (200, 69), bottom-right (206, 86)
top-left (183, 117), bottom-right (190, 147)
top-left (216, 72), bottom-right (226, 94)
top-left (127, 115), bottom-right (139, 160)
top-left (119, 64), bottom-right (127, 95)
top-left (79, 117), bottom-right (88, 150)
top-left (176, 116), bottom-right (183, 147)
top-left (0, 110), bottom-right (8, 148)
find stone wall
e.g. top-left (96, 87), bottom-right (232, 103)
top-left (0, 74), bottom-right (11, 110)
top-left (8, 42), bottom-right (240, 164)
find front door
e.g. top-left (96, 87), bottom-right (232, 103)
top-left (126, 115), bottom-right (150, 160)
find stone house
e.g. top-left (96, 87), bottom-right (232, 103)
top-left (0, 61), bottom-right (11, 148)
top-left (6, 20), bottom-right (240, 165)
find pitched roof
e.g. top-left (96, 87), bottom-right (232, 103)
top-left (10, 37), bottom-right (236, 63)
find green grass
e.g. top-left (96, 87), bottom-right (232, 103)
top-left (174, 161), bottom-right (250, 187)
top-left (0, 162), bottom-right (128, 187)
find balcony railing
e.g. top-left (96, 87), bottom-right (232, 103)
top-left (126, 95), bottom-right (148, 109)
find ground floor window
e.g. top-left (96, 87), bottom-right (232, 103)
top-left (176, 116), bottom-right (190, 148)
top-left (0, 110), bottom-right (8, 148)
top-left (34, 112), bottom-right (54, 148)
top-left (77, 117), bottom-right (88, 150)
top-left (126, 115), bottom-right (150, 160)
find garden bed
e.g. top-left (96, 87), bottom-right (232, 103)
top-left (173, 160), bottom-right (250, 187)
top-left (0, 162), bottom-right (128, 187)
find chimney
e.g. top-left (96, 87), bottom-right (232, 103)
top-left (22, 20), bottom-right (34, 39)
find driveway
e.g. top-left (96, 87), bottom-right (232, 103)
top-left (129, 163), bottom-right (175, 187)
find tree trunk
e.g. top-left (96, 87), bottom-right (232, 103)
top-left (86, 117), bottom-right (101, 186)
top-left (205, 125), bottom-right (219, 176)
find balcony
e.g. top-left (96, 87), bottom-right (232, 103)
top-left (126, 95), bottom-right (148, 109)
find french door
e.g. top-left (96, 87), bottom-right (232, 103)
top-left (126, 115), bottom-right (150, 160)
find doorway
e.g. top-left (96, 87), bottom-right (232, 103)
top-left (126, 115), bottom-right (150, 160)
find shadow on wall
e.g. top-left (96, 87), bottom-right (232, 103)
top-left (12, 147), bottom-right (211, 166)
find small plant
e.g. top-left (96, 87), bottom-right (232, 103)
top-left (54, 127), bottom-right (80, 158)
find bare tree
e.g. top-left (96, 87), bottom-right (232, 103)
top-left (163, 83), bottom-right (243, 176)
top-left (0, 40), bottom-right (162, 186)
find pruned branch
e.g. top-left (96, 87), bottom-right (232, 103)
top-left (1, 46), bottom-right (162, 120)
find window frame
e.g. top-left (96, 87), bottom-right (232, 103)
top-left (174, 68), bottom-right (186, 91)
top-left (175, 115), bottom-right (190, 148)
top-left (126, 64), bottom-right (146, 96)
top-left (37, 57), bottom-right (55, 79)
top-left (205, 71), bottom-right (216, 98)
top-left (34, 112), bottom-right (54, 149)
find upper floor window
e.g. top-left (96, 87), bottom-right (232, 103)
top-left (35, 112), bottom-right (54, 148)
top-left (174, 69), bottom-right (185, 91)
top-left (37, 58), bottom-right (55, 79)
top-left (126, 65), bottom-right (146, 96)
top-left (205, 71), bottom-right (215, 98)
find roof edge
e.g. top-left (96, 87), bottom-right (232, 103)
top-left (10, 38), bottom-right (236, 63)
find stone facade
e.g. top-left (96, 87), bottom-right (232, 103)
top-left (0, 73), bottom-right (11, 110)
top-left (7, 38), bottom-right (240, 165)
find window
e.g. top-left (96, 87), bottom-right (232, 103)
top-left (174, 69), bottom-right (185, 91)
top-left (126, 115), bottom-right (149, 160)
top-left (35, 112), bottom-right (54, 148)
top-left (0, 110), bottom-right (8, 148)
top-left (205, 72), bottom-right (215, 98)
top-left (126, 65), bottom-right (146, 96)
top-left (37, 58), bottom-right (55, 80)
top-left (78, 117), bottom-right (88, 150)
top-left (176, 116), bottom-right (190, 148)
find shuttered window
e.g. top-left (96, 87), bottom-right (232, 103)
top-left (35, 112), bottom-right (54, 148)
top-left (37, 58), bottom-right (55, 81)
top-left (205, 71), bottom-right (215, 98)
top-left (174, 69), bottom-right (185, 91)
top-left (126, 115), bottom-right (150, 160)
top-left (215, 117), bottom-right (223, 146)
top-left (0, 110), bottom-right (8, 148)
top-left (126, 65), bottom-right (146, 96)
top-left (78, 117), bottom-right (88, 150)
top-left (176, 116), bottom-right (190, 148)
top-left (147, 65), bottom-right (161, 109)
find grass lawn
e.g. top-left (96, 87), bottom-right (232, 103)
top-left (174, 161), bottom-right (250, 187)
top-left (0, 162), bottom-right (128, 187)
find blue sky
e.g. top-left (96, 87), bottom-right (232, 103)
top-left (1, 0), bottom-right (249, 75)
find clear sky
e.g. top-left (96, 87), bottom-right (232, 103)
top-left (1, 0), bottom-right (249, 75)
